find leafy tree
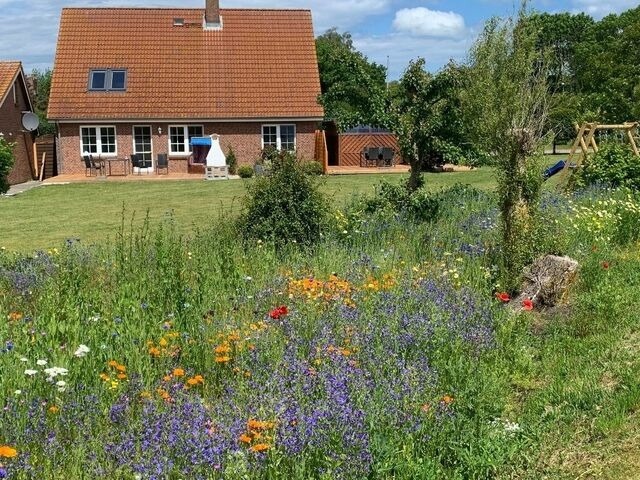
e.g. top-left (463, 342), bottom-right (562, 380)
top-left (390, 59), bottom-right (466, 191)
top-left (0, 135), bottom-right (16, 194)
top-left (30, 69), bottom-right (55, 135)
top-left (461, 6), bottom-right (552, 288)
top-left (316, 28), bottom-right (388, 130)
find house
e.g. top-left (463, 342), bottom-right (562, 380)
top-left (0, 61), bottom-right (36, 185)
top-left (48, 0), bottom-right (324, 175)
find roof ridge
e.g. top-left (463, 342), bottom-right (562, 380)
top-left (61, 7), bottom-right (312, 11)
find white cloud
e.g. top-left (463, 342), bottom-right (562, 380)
top-left (571, 0), bottom-right (638, 18)
top-left (392, 7), bottom-right (466, 38)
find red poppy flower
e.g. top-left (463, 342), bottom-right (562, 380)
top-left (601, 261), bottom-right (610, 270)
top-left (269, 305), bottom-right (289, 320)
top-left (522, 299), bottom-right (534, 311)
top-left (495, 292), bottom-right (510, 303)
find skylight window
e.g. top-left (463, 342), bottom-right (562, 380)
top-left (89, 69), bottom-right (127, 91)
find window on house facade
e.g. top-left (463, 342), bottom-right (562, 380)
top-left (133, 126), bottom-right (152, 162)
top-left (89, 69), bottom-right (127, 91)
top-left (80, 126), bottom-right (117, 155)
top-left (168, 125), bottom-right (203, 155)
top-left (262, 124), bottom-right (296, 151)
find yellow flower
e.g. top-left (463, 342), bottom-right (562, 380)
top-left (215, 356), bottom-right (231, 363)
top-left (0, 445), bottom-right (18, 458)
top-left (159, 338), bottom-right (168, 347)
top-left (172, 368), bottom-right (185, 377)
top-left (48, 405), bottom-right (59, 414)
top-left (249, 443), bottom-right (270, 452)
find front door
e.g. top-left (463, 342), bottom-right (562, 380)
top-left (133, 126), bottom-right (153, 173)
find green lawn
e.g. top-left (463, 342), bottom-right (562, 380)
top-left (0, 169), bottom-right (496, 251)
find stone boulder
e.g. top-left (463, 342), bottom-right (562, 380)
top-left (513, 255), bottom-right (580, 309)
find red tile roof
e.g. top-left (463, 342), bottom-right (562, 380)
top-left (0, 61), bottom-right (22, 107)
top-left (48, 8), bottom-right (324, 121)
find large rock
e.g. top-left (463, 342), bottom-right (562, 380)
top-left (514, 255), bottom-right (580, 309)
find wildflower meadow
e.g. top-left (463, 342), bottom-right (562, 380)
top-left (1, 184), bottom-right (640, 479)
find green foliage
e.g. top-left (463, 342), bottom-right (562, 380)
top-left (578, 142), bottom-right (640, 190)
top-left (225, 147), bottom-right (238, 175)
top-left (0, 135), bottom-right (16, 194)
top-left (238, 151), bottom-right (327, 249)
top-left (462, 4), bottom-right (552, 290)
top-left (237, 165), bottom-right (254, 179)
top-left (316, 28), bottom-right (388, 130)
top-left (301, 160), bottom-right (324, 176)
top-left (30, 69), bottom-right (56, 135)
top-left (391, 59), bottom-right (472, 191)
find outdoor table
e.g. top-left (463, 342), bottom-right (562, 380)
top-left (106, 157), bottom-right (130, 176)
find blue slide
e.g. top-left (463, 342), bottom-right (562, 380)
top-left (543, 160), bottom-right (566, 180)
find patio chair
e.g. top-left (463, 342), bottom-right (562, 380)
top-left (131, 154), bottom-right (151, 174)
top-left (83, 154), bottom-right (93, 176)
top-left (156, 153), bottom-right (169, 175)
top-left (369, 147), bottom-right (382, 167)
top-left (360, 147), bottom-right (370, 167)
top-left (381, 147), bottom-right (395, 167)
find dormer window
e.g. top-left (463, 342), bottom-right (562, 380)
top-left (89, 69), bottom-right (127, 91)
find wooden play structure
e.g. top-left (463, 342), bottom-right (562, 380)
top-left (556, 122), bottom-right (640, 181)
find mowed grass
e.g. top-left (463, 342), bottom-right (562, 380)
top-left (0, 169), bottom-right (496, 252)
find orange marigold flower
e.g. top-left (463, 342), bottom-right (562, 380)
top-left (8, 311), bottom-right (23, 321)
top-left (149, 346), bottom-right (161, 357)
top-left (215, 356), bottom-right (231, 363)
top-left (247, 419), bottom-right (273, 431)
top-left (117, 373), bottom-right (127, 380)
top-left (238, 433), bottom-right (253, 444)
top-left (163, 375), bottom-right (172, 382)
top-left (442, 395), bottom-right (454, 405)
top-left (107, 360), bottom-right (118, 367)
top-left (249, 443), bottom-right (270, 453)
top-left (48, 405), bottom-right (59, 414)
top-left (0, 445), bottom-right (18, 458)
top-left (172, 368), bottom-right (185, 377)
top-left (215, 344), bottom-right (231, 354)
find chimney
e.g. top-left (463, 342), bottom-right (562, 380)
top-left (205, 0), bottom-right (221, 28)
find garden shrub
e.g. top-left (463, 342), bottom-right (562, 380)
top-left (302, 160), bottom-right (324, 176)
top-left (237, 165), bottom-right (254, 178)
top-left (0, 135), bottom-right (15, 194)
top-left (238, 150), bottom-right (327, 249)
top-left (579, 142), bottom-right (640, 190)
top-left (225, 147), bottom-right (238, 175)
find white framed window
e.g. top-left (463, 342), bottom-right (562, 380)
top-left (262, 124), bottom-right (296, 151)
top-left (132, 126), bottom-right (153, 162)
top-left (88, 69), bottom-right (127, 91)
top-left (168, 125), bottom-right (203, 155)
top-left (80, 126), bottom-right (117, 156)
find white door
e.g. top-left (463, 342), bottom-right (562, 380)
top-left (133, 126), bottom-right (153, 173)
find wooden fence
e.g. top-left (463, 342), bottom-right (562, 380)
top-left (338, 133), bottom-right (400, 167)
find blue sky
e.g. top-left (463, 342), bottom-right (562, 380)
top-left (0, 0), bottom-right (637, 79)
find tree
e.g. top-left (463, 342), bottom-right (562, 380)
top-left (30, 69), bottom-right (55, 135)
top-left (0, 135), bottom-right (16, 194)
top-left (461, 5), bottom-right (552, 288)
top-left (390, 59), bottom-right (465, 191)
top-left (316, 28), bottom-right (388, 130)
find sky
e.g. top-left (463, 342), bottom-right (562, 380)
top-left (0, 0), bottom-right (638, 80)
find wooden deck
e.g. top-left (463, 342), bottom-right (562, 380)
top-left (327, 165), bottom-right (410, 175)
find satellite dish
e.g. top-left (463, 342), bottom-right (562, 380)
top-left (21, 112), bottom-right (40, 132)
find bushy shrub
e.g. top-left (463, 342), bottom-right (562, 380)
top-left (238, 150), bottom-right (327, 249)
top-left (360, 182), bottom-right (483, 223)
top-left (0, 135), bottom-right (15, 194)
top-left (225, 147), bottom-right (238, 175)
top-left (237, 165), bottom-right (254, 178)
top-left (579, 142), bottom-right (640, 190)
top-left (302, 160), bottom-right (324, 176)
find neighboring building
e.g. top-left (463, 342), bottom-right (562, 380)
top-left (48, 0), bottom-right (324, 175)
top-left (0, 61), bottom-right (36, 185)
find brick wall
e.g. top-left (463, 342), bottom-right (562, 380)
top-left (57, 121), bottom-right (319, 175)
top-left (0, 78), bottom-right (35, 185)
